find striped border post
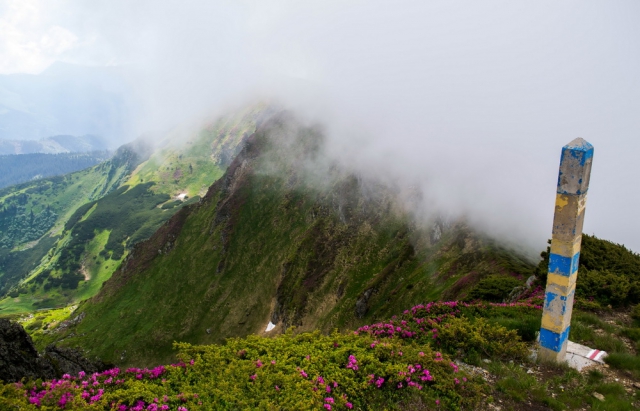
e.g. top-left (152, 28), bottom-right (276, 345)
top-left (539, 138), bottom-right (594, 363)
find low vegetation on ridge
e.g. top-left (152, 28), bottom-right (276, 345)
top-left (2, 112), bottom-right (640, 409)
top-left (3, 297), bottom-right (640, 410)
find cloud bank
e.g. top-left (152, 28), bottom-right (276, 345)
top-left (3, 0), bottom-right (640, 254)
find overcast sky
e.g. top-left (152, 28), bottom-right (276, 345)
top-left (1, 0), bottom-right (639, 255)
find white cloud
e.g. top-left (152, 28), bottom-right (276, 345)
top-left (1, 0), bottom-right (639, 253)
top-left (0, 0), bottom-right (78, 74)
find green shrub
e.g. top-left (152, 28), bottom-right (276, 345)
top-left (434, 316), bottom-right (529, 361)
top-left (576, 270), bottom-right (633, 307)
top-left (537, 235), bottom-right (640, 308)
top-left (490, 315), bottom-right (540, 342)
top-left (0, 330), bottom-right (488, 410)
top-left (25, 320), bottom-right (43, 331)
top-left (466, 275), bottom-right (522, 302)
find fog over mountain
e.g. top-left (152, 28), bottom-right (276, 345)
top-left (1, 0), bottom-right (639, 253)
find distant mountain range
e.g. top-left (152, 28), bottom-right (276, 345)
top-left (0, 62), bottom-right (131, 144)
top-left (0, 134), bottom-right (109, 155)
top-left (0, 151), bottom-right (112, 190)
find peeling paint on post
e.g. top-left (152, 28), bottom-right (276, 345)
top-left (539, 138), bottom-right (594, 362)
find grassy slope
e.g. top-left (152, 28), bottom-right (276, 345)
top-left (55, 117), bottom-right (537, 367)
top-left (0, 149), bottom-right (138, 301)
top-left (0, 104), bottom-right (268, 315)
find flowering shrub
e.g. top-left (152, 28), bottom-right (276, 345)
top-left (0, 301), bottom-right (539, 410)
top-left (356, 301), bottom-right (537, 361)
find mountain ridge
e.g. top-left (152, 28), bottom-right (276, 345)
top-left (0, 104), bottom-right (268, 314)
top-left (50, 114), bottom-right (537, 367)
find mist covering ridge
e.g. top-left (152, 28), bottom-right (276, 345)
top-left (2, 2), bottom-right (639, 251)
top-left (54, 113), bottom-right (537, 367)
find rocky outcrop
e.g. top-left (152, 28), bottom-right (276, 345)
top-left (41, 345), bottom-right (109, 378)
top-left (0, 319), bottom-right (109, 383)
top-left (0, 319), bottom-right (55, 383)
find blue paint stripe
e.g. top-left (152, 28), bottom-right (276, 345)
top-left (548, 252), bottom-right (580, 276)
top-left (561, 143), bottom-right (594, 166)
top-left (557, 142), bottom-right (594, 194)
top-left (557, 187), bottom-right (589, 195)
top-left (540, 326), bottom-right (571, 352)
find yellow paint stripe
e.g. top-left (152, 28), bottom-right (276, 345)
top-left (555, 194), bottom-right (569, 210)
top-left (546, 273), bottom-right (577, 294)
top-left (541, 314), bottom-right (563, 333)
top-left (550, 237), bottom-right (582, 258)
top-left (541, 313), bottom-right (571, 334)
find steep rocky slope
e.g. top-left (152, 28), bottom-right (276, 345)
top-left (55, 115), bottom-right (536, 367)
top-left (0, 319), bottom-right (108, 383)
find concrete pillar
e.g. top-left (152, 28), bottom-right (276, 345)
top-left (539, 138), bottom-right (594, 363)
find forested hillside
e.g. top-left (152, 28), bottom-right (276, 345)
top-left (0, 151), bottom-right (111, 189)
top-left (0, 142), bottom-right (147, 302)
top-left (0, 104), bottom-right (269, 314)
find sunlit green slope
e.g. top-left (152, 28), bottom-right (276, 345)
top-left (0, 104), bottom-right (269, 314)
top-left (0, 143), bottom-right (143, 301)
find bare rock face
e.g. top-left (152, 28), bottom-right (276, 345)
top-left (0, 319), bottom-right (109, 383)
top-left (42, 345), bottom-right (109, 378)
top-left (0, 318), bottom-right (55, 383)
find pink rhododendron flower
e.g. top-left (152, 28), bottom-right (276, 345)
top-left (346, 355), bottom-right (358, 370)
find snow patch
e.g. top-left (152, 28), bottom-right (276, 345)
top-left (265, 322), bottom-right (276, 332)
